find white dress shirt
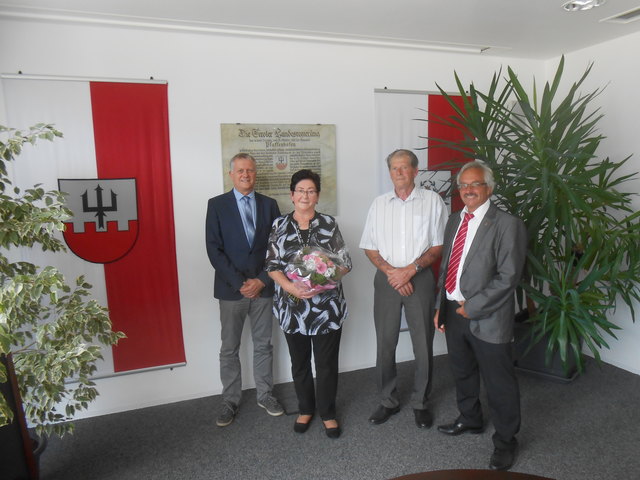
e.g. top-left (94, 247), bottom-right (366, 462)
top-left (360, 186), bottom-right (446, 267)
top-left (446, 199), bottom-right (491, 302)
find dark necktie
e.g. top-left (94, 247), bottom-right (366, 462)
top-left (445, 212), bottom-right (474, 294)
top-left (241, 196), bottom-right (255, 246)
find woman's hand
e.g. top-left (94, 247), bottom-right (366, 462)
top-left (434, 309), bottom-right (445, 333)
top-left (284, 280), bottom-right (317, 300)
top-left (268, 270), bottom-right (317, 299)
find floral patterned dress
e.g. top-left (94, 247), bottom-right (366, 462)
top-left (265, 212), bottom-right (351, 335)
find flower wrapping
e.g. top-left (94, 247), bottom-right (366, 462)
top-left (285, 246), bottom-right (347, 295)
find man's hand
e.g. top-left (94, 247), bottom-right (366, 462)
top-left (386, 265), bottom-right (415, 291)
top-left (363, 250), bottom-right (415, 296)
top-left (396, 282), bottom-right (414, 297)
top-left (455, 301), bottom-right (469, 318)
top-left (240, 278), bottom-right (265, 299)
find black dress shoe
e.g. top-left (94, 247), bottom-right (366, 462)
top-left (437, 420), bottom-right (484, 435)
top-left (413, 408), bottom-right (433, 429)
top-left (489, 447), bottom-right (516, 471)
top-left (368, 405), bottom-right (400, 424)
top-left (293, 415), bottom-right (313, 433)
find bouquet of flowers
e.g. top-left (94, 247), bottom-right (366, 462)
top-left (285, 246), bottom-right (347, 296)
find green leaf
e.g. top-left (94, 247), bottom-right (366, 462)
top-left (424, 57), bottom-right (639, 374)
top-left (0, 123), bottom-right (122, 437)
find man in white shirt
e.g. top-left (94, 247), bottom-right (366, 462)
top-left (360, 149), bottom-right (446, 429)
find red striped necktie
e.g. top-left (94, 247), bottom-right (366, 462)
top-left (445, 212), bottom-right (474, 294)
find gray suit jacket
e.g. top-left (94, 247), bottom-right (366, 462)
top-left (436, 202), bottom-right (527, 344)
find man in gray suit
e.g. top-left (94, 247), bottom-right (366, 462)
top-left (434, 160), bottom-right (527, 471)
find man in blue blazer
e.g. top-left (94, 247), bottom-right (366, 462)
top-left (434, 160), bottom-right (527, 471)
top-left (206, 153), bottom-right (283, 427)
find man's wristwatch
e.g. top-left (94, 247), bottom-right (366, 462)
top-left (413, 262), bottom-right (423, 273)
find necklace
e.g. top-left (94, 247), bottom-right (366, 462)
top-left (293, 215), bottom-right (313, 248)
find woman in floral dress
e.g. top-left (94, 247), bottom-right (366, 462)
top-left (265, 169), bottom-right (351, 438)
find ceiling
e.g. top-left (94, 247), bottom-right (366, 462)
top-left (2, 0), bottom-right (640, 58)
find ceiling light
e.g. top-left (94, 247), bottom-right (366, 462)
top-left (562, 0), bottom-right (607, 12)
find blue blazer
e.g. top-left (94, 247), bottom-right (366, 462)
top-left (205, 190), bottom-right (281, 301)
top-left (436, 202), bottom-right (527, 344)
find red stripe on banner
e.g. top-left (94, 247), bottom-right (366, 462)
top-left (427, 94), bottom-right (471, 212)
top-left (427, 94), bottom-right (470, 170)
top-left (90, 82), bottom-right (185, 372)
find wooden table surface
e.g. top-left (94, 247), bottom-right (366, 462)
top-left (391, 469), bottom-right (554, 480)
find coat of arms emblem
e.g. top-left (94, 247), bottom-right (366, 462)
top-left (58, 178), bottom-right (138, 263)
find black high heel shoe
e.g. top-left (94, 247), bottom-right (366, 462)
top-left (293, 414), bottom-right (313, 433)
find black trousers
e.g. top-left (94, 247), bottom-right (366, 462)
top-left (284, 328), bottom-right (342, 421)
top-left (444, 300), bottom-right (520, 451)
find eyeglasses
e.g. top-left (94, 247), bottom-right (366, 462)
top-left (457, 182), bottom-right (487, 189)
top-left (294, 189), bottom-right (318, 196)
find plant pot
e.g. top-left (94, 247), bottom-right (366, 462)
top-left (0, 355), bottom-right (41, 479)
top-left (0, 421), bottom-right (30, 479)
top-left (32, 433), bottom-right (48, 473)
top-left (513, 315), bottom-right (579, 383)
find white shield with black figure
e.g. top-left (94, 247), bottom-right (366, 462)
top-left (58, 178), bottom-right (139, 263)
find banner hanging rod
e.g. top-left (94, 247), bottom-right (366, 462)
top-left (1, 72), bottom-right (167, 84)
top-left (374, 88), bottom-right (439, 95)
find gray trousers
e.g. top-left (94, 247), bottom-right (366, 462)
top-left (219, 297), bottom-right (274, 406)
top-left (373, 268), bottom-right (436, 410)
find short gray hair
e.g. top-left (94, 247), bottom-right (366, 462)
top-left (386, 149), bottom-right (419, 169)
top-left (229, 153), bottom-right (256, 172)
top-left (457, 160), bottom-right (496, 189)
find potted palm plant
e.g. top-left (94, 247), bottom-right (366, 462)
top-left (424, 56), bottom-right (640, 379)
top-left (0, 124), bottom-right (124, 479)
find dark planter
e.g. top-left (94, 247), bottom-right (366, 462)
top-left (0, 355), bottom-right (40, 480)
top-left (513, 312), bottom-right (579, 383)
top-left (32, 434), bottom-right (48, 472)
top-left (0, 419), bottom-right (30, 480)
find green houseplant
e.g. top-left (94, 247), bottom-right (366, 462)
top-left (425, 57), bottom-right (640, 375)
top-left (0, 124), bottom-right (124, 441)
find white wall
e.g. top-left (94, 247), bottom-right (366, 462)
top-left (8, 16), bottom-right (633, 421)
top-left (555, 32), bottom-right (640, 375)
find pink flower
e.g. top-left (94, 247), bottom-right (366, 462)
top-left (284, 246), bottom-right (347, 296)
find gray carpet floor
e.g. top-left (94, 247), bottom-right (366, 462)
top-left (39, 355), bottom-right (640, 480)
